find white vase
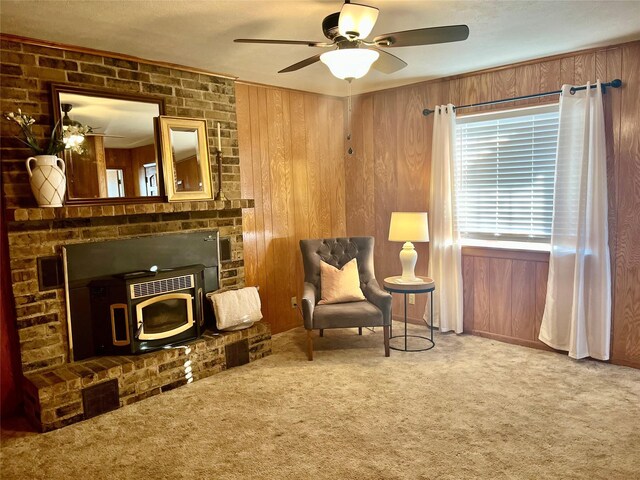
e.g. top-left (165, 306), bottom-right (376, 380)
top-left (25, 155), bottom-right (67, 208)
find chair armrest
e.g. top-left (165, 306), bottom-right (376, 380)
top-left (301, 282), bottom-right (317, 330)
top-left (363, 280), bottom-right (392, 326)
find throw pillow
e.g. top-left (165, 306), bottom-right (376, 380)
top-left (318, 258), bottom-right (366, 305)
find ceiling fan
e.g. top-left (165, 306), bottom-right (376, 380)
top-left (235, 0), bottom-right (469, 80)
top-left (61, 103), bottom-right (123, 146)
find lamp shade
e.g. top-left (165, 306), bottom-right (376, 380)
top-left (388, 212), bottom-right (429, 242)
top-left (320, 48), bottom-right (379, 80)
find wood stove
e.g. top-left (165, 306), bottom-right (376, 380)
top-left (89, 265), bottom-right (205, 355)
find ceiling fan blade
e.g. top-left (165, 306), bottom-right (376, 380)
top-left (234, 38), bottom-right (329, 47)
top-left (374, 25), bottom-right (469, 48)
top-left (370, 48), bottom-right (407, 74)
top-left (338, 2), bottom-right (379, 39)
top-left (278, 53), bottom-right (323, 73)
top-left (86, 133), bottom-right (125, 138)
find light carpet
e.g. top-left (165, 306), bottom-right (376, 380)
top-left (1, 325), bottom-right (639, 480)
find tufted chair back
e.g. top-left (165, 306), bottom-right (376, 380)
top-left (300, 237), bottom-right (376, 292)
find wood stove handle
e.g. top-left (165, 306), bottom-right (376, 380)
top-left (198, 288), bottom-right (204, 327)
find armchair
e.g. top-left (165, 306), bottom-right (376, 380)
top-left (299, 237), bottom-right (391, 360)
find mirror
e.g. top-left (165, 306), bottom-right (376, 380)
top-left (51, 85), bottom-right (164, 204)
top-left (158, 116), bottom-right (213, 201)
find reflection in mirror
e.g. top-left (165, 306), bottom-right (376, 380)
top-left (106, 169), bottom-right (125, 197)
top-left (170, 128), bottom-right (203, 192)
top-left (52, 85), bottom-right (163, 203)
top-left (158, 116), bottom-right (212, 202)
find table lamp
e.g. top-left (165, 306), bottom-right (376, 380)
top-left (388, 212), bottom-right (429, 283)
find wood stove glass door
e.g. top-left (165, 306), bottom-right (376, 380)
top-left (135, 292), bottom-right (194, 341)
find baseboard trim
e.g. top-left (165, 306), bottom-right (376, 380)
top-left (610, 357), bottom-right (640, 369)
top-left (469, 330), bottom-right (557, 352)
top-left (391, 321), bottom-right (638, 369)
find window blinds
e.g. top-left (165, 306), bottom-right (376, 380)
top-left (455, 104), bottom-right (559, 243)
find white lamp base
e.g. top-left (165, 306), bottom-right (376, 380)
top-left (397, 241), bottom-right (420, 283)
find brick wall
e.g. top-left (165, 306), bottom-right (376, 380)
top-left (0, 38), bottom-right (240, 207)
top-left (0, 38), bottom-right (251, 376)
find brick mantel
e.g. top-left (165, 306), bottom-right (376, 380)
top-left (7, 198), bottom-right (254, 223)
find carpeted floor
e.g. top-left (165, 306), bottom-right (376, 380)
top-left (1, 324), bottom-right (639, 480)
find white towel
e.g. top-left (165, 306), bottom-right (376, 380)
top-left (207, 287), bottom-right (262, 331)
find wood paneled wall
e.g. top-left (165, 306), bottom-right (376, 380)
top-left (462, 248), bottom-right (550, 351)
top-left (346, 41), bottom-right (640, 367)
top-left (347, 83), bottom-right (444, 322)
top-left (236, 83), bottom-right (346, 334)
top-left (614, 43), bottom-right (640, 368)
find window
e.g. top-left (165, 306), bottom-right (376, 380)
top-left (455, 104), bottom-right (559, 245)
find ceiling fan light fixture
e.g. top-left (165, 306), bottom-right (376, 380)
top-left (320, 48), bottom-right (379, 80)
top-left (63, 133), bottom-right (85, 149)
top-left (338, 3), bottom-right (379, 39)
top-left (60, 103), bottom-right (90, 149)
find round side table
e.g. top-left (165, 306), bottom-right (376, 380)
top-left (383, 276), bottom-right (436, 352)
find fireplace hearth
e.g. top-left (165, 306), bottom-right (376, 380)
top-left (22, 322), bottom-right (272, 431)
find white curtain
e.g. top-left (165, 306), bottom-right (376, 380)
top-left (539, 82), bottom-right (611, 360)
top-left (425, 104), bottom-right (463, 333)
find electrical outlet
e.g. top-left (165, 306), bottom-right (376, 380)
top-left (408, 294), bottom-right (416, 305)
top-left (291, 296), bottom-right (297, 308)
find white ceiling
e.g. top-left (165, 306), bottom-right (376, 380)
top-left (1, 1), bottom-right (640, 97)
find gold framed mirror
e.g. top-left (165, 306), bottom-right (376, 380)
top-left (51, 84), bottom-right (164, 205)
top-left (158, 116), bottom-right (213, 201)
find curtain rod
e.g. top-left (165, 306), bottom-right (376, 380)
top-left (422, 79), bottom-right (622, 116)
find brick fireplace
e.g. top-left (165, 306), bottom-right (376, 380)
top-left (1, 37), bottom-right (272, 431)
